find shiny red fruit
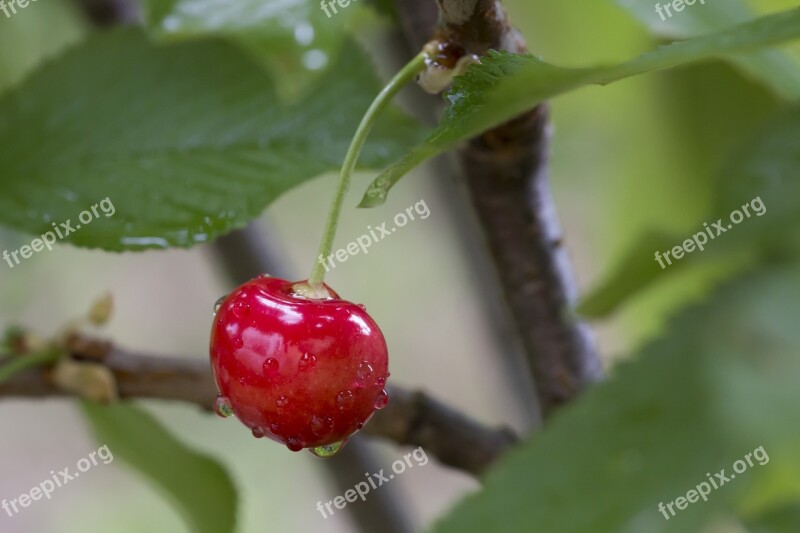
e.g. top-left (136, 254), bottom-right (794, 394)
top-left (210, 276), bottom-right (390, 453)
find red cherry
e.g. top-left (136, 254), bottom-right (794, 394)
top-left (210, 276), bottom-right (390, 454)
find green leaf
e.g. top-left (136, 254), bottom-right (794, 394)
top-left (0, 29), bottom-right (426, 251)
top-left (140, 0), bottom-right (362, 96)
top-left (0, 325), bottom-right (24, 354)
top-left (361, 8), bottom-right (800, 207)
top-left (578, 64), bottom-right (781, 320)
top-left (0, 349), bottom-right (62, 385)
top-left (576, 230), bottom-right (685, 318)
top-left (82, 402), bottom-right (237, 533)
top-left (432, 265), bottom-right (800, 533)
top-left (613, 0), bottom-right (800, 98)
top-left (579, 102), bottom-right (800, 318)
top-left (713, 104), bottom-right (800, 255)
top-left (576, 227), bottom-right (755, 320)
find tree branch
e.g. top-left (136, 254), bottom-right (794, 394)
top-left (394, 0), bottom-right (604, 419)
top-left (361, 385), bottom-right (517, 476)
top-left (434, 0), bottom-right (525, 54)
top-left (70, 0), bottom-right (139, 26)
top-left (0, 336), bottom-right (516, 476)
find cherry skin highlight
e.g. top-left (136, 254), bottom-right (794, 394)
top-left (210, 276), bottom-right (390, 453)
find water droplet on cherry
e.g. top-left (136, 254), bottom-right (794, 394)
top-left (276, 395), bottom-right (290, 414)
top-left (252, 427), bottom-right (265, 438)
top-left (309, 440), bottom-right (346, 458)
top-left (357, 304), bottom-right (366, 311)
top-left (374, 389), bottom-right (389, 409)
top-left (311, 415), bottom-right (334, 437)
top-left (336, 390), bottom-right (354, 411)
top-left (213, 395), bottom-right (233, 418)
top-left (232, 300), bottom-right (250, 318)
top-left (213, 295), bottom-right (227, 314)
top-left (263, 358), bottom-right (279, 377)
top-left (298, 353), bottom-right (316, 372)
top-left (355, 362), bottom-right (374, 388)
top-left (286, 437), bottom-right (304, 452)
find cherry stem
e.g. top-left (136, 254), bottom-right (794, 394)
top-left (307, 52), bottom-right (428, 288)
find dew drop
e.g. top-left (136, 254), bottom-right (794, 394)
top-left (357, 304), bottom-right (366, 311)
top-left (286, 437), bottom-right (304, 452)
top-left (213, 295), bottom-right (227, 315)
top-left (263, 358), bottom-right (279, 377)
top-left (355, 362), bottom-right (374, 387)
top-left (375, 376), bottom-right (386, 387)
top-left (298, 353), bottom-right (316, 372)
top-left (303, 49), bottom-right (328, 70)
top-left (294, 22), bottom-right (314, 46)
top-left (252, 427), bottom-right (265, 439)
top-left (374, 389), bottom-right (389, 409)
top-left (311, 415), bottom-right (334, 437)
top-left (213, 395), bottom-right (234, 418)
top-left (336, 390), bottom-right (355, 411)
top-left (276, 395), bottom-right (290, 414)
top-left (356, 422), bottom-right (364, 430)
top-left (309, 440), bottom-right (346, 458)
top-left (231, 300), bottom-right (250, 318)
top-left (233, 337), bottom-right (244, 349)
top-left (257, 273), bottom-right (271, 278)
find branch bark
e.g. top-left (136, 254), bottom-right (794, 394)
top-left (394, 0), bottom-right (604, 419)
top-left (0, 339), bottom-right (515, 476)
top-left (71, 0), bottom-right (139, 26)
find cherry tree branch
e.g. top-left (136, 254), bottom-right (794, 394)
top-left (393, 0), bottom-right (604, 419)
top-left (0, 336), bottom-right (516, 476)
top-left (71, 0), bottom-right (139, 26)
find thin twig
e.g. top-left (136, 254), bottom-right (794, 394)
top-left (0, 336), bottom-right (517, 476)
